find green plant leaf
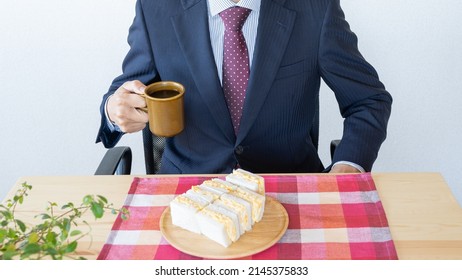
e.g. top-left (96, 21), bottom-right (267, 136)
top-left (61, 202), bottom-right (74, 209)
top-left (23, 243), bottom-right (41, 255)
top-left (2, 249), bottom-right (18, 260)
top-left (0, 210), bottom-right (12, 220)
top-left (46, 231), bottom-right (57, 245)
top-left (28, 232), bottom-right (39, 244)
top-left (45, 247), bottom-right (58, 256)
top-left (22, 182), bottom-right (32, 190)
top-left (70, 230), bottom-right (82, 237)
top-left (39, 213), bottom-right (51, 220)
top-left (97, 195), bottom-right (108, 204)
top-left (90, 202), bottom-right (104, 219)
top-left (0, 229), bottom-right (7, 242)
top-left (15, 219), bottom-right (27, 232)
top-left (7, 228), bottom-right (17, 239)
top-left (83, 195), bottom-right (93, 205)
top-left (121, 208), bottom-right (130, 220)
top-left (65, 241), bottom-right (78, 253)
top-left (62, 218), bottom-right (71, 232)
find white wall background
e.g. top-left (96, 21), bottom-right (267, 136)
top-left (1, 0), bottom-right (461, 206)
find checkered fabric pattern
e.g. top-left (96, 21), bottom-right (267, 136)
top-left (98, 174), bottom-right (398, 260)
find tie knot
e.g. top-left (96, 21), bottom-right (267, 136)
top-left (219, 7), bottom-right (251, 32)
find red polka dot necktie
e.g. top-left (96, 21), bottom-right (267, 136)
top-left (219, 7), bottom-right (251, 134)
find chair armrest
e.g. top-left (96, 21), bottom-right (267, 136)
top-left (330, 139), bottom-right (341, 161)
top-left (95, 146), bottom-right (132, 175)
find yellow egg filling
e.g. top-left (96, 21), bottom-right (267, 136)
top-left (200, 208), bottom-right (238, 242)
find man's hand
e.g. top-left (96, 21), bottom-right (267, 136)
top-left (107, 80), bottom-right (149, 133)
top-left (329, 164), bottom-right (361, 173)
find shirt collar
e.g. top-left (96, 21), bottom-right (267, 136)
top-left (208, 0), bottom-right (261, 17)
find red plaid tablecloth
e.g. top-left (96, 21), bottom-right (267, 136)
top-left (98, 174), bottom-right (398, 260)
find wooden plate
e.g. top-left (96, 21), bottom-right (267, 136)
top-left (159, 196), bottom-right (288, 259)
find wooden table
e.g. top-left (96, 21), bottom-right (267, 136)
top-left (3, 173), bottom-right (462, 259)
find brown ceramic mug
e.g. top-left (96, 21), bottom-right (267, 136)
top-left (139, 81), bottom-right (185, 137)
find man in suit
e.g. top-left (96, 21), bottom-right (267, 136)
top-left (96, 0), bottom-right (392, 174)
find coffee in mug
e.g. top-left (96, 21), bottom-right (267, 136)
top-left (141, 81), bottom-right (185, 137)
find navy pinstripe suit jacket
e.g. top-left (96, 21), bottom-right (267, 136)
top-left (96, 0), bottom-right (392, 174)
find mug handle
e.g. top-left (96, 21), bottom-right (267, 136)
top-left (137, 93), bottom-right (148, 113)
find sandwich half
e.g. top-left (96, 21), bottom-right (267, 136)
top-left (214, 193), bottom-right (252, 234)
top-left (195, 204), bottom-right (240, 247)
top-left (226, 168), bottom-right (265, 195)
top-left (231, 186), bottom-right (266, 224)
top-left (169, 192), bottom-right (209, 234)
top-left (187, 185), bottom-right (220, 203)
top-left (201, 178), bottom-right (237, 193)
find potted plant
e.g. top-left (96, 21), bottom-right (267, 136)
top-left (0, 182), bottom-right (128, 260)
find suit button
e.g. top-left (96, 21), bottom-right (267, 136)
top-left (235, 145), bottom-right (244, 155)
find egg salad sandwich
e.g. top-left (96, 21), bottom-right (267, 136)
top-left (226, 168), bottom-right (265, 195)
top-left (169, 169), bottom-right (267, 247)
top-left (231, 186), bottom-right (265, 224)
top-left (201, 178), bottom-right (237, 193)
top-left (169, 192), bottom-right (209, 234)
top-left (195, 204), bottom-right (241, 247)
top-left (186, 185), bottom-right (220, 203)
top-left (214, 193), bottom-right (252, 234)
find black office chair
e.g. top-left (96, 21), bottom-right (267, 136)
top-left (95, 126), bottom-right (162, 175)
top-left (95, 126), bottom-right (341, 175)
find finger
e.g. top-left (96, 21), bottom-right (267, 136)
top-left (130, 107), bottom-right (149, 123)
top-left (108, 104), bottom-right (146, 128)
top-left (120, 80), bottom-right (146, 95)
top-left (115, 105), bottom-right (148, 122)
top-left (109, 88), bottom-right (147, 110)
top-left (124, 92), bottom-right (147, 109)
top-left (329, 164), bottom-right (361, 173)
top-left (115, 109), bottom-right (147, 131)
top-left (136, 107), bottom-right (149, 119)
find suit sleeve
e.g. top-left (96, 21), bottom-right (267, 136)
top-left (318, 0), bottom-right (392, 172)
top-left (96, 0), bottom-right (158, 148)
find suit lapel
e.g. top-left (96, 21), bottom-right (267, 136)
top-left (172, 0), bottom-right (235, 142)
top-left (237, 0), bottom-right (296, 143)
